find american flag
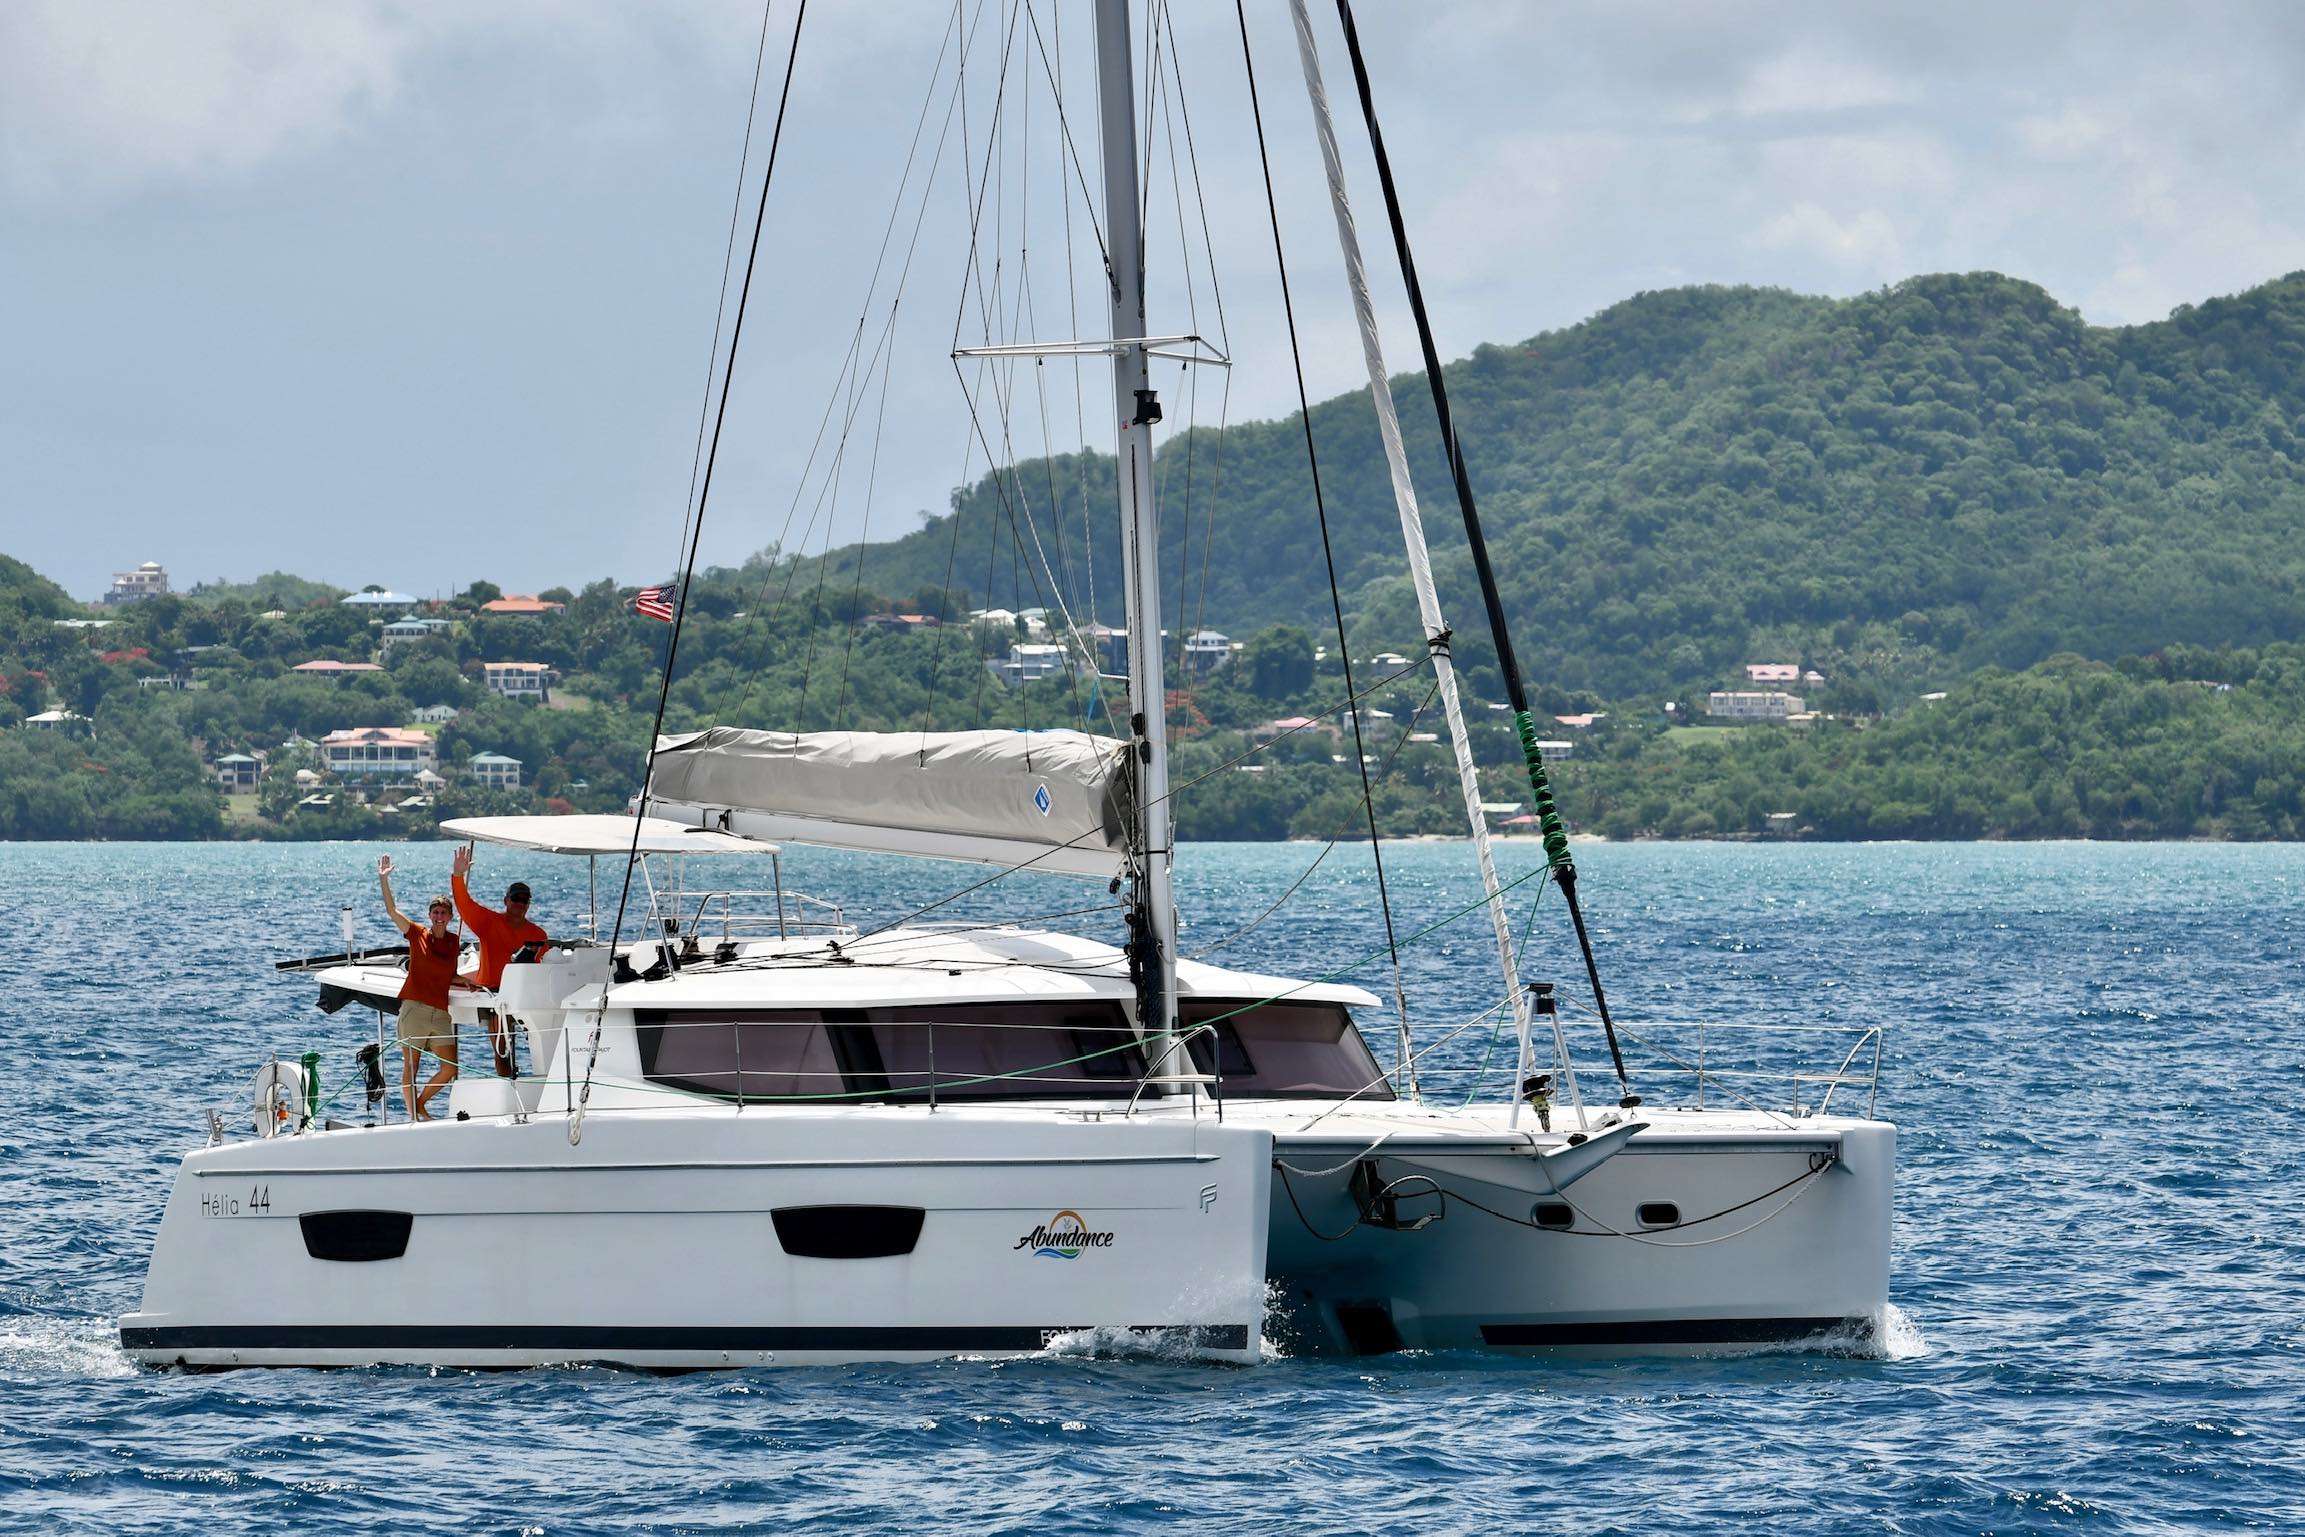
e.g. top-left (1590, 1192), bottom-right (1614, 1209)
top-left (630, 581), bottom-right (678, 623)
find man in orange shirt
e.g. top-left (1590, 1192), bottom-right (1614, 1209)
top-left (452, 844), bottom-right (549, 1077)
top-left (378, 854), bottom-right (463, 1121)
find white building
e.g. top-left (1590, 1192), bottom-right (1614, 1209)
top-left (342, 590), bottom-right (419, 611)
top-left (409, 703), bottom-right (460, 725)
top-left (320, 727), bottom-right (438, 780)
top-left (484, 661), bottom-right (552, 703)
top-left (1707, 690), bottom-right (1806, 722)
top-left (1183, 629), bottom-right (1235, 675)
top-left (1745, 663), bottom-right (1801, 685)
top-left (468, 751), bottom-right (523, 789)
top-left (23, 709), bottom-right (88, 732)
top-left (381, 615), bottom-right (453, 652)
top-left (103, 561), bottom-right (169, 605)
top-left (993, 644), bottom-right (1072, 688)
top-left (213, 753), bottom-right (260, 791)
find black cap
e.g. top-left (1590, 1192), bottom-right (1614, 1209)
top-left (505, 882), bottom-right (532, 903)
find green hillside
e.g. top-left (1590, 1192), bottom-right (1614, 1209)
top-left (13, 269), bottom-right (2305, 842)
top-left (799, 271), bottom-right (2305, 705)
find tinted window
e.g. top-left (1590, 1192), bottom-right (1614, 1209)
top-left (1180, 1000), bottom-right (1393, 1101)
top-left (637, 1004), bottom-right (1143, 1103)
top-left (638, 1011), bottom-right (843, 1100)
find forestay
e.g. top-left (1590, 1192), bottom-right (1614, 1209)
top-left (647, 728), bottom-right (1136, 878)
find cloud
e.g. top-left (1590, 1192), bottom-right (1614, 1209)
top-left (1753, 204), bottom-right (1904, 274)
top-left (0, 0), bottom-right (419, 196)
top-left (1731, 45), bottom-right (1918, 120)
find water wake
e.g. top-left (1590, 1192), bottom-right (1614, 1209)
top-left (0, 1316), bottom-right (135, 1380)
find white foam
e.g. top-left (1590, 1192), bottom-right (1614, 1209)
top-left (1873, 1302), bottom-right (1932, 1360)
top-left (1776, 1303), bottom-right (1930, 1360)
top-left (0, 1317), bottom-right (137, 1380)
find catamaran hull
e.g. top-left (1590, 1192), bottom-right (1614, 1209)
top-left (1263, 1119), bottom-right (1893, 1355)
top-left (122, 1113), bottom-right (1272, 1370)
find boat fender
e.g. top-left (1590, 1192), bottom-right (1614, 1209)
top-left (300, 1051), bottom-right (320, 1132)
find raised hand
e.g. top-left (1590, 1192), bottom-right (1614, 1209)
top-left (452, 845), bottom-right (473, 879)
top-left (377, 854), bottom-right (395, 879)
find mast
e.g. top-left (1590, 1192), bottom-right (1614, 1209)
top-left (1283, 0), bottom-right (1582, 1129)
top-left (1092, 0), bottom-right (1179, 1055)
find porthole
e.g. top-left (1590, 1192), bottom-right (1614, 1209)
top-left (1531, 1202), bottom-right (1574, 1229)
top-left (1636, 1201), bottom-right (1680, 1229)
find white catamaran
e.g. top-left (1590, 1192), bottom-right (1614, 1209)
top-left (125, 0), bottom-right (1892, 1369)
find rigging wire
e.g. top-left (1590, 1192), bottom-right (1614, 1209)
top-left (572, 1), bottom-right (808, 1144)
top-left (1232, 0), bottom-right (1418, 1099)
top-left (841, 653), bottom-right (1428, 943)
top-left (1190, 675), bottom-right (1438, 958)
top-left (668, 1), bottom-right (779, 582)
top-left (722, 0), bottom-right (981, 731)
top-left (1156, 0), bottom-right (1235, 650)
top-left (1329, 0), bottom-right (1632, 1103)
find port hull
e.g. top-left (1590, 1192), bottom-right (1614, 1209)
top-left (122, 1110), bottom-right (1272, 1370)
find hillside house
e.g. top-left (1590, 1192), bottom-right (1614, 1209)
top-left (480, 595), bottom-right (565, 616)
top-left (321, 727), bottom-right (437, 780)
top-left (1707, 690), bottom-right (1805, 722)
top-left (484, 661), bottom-right (552, 703)
top-left (381, 615), bottom-right (453, 652)
top-left (1183, 629), bottom-right (1235, 675)
top-left (213, 753), bottom-right (260, 791)
top-left (992, 643), bottom-right (1072, 687)
top-left (468, 752), bottom-right (523, 789)
top-left (103, 561), bottom-right (169, 605)
top-left (292, 660), bottom-right (384, 678)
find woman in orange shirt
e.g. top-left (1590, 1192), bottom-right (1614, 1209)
top-left (378, 854), bottom-right (464, 1121)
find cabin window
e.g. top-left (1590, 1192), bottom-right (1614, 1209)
top-left (636, 1011), bottom-right (843, 1100)
top-left (1637, 1202), bottom-right (1681, 1229)
top-left (1179, 1000), bottom-right (1393, 1101)
top-left (1532, 1202), bottom-right (1574, 1229)
top-left (636, 1003), bottom-right (1143, 1103)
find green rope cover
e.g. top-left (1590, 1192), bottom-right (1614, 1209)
top-left (1513, 709), bottom-right (1574, 873)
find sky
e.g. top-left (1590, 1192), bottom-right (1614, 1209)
top-left (5, 0), bottom-right (2304, 604)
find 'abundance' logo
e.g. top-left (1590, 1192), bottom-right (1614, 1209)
top-left (1014, 1209), bottom-right (1115, 1259)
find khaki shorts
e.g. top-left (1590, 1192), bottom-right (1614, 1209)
top-left (399, 1001), bottom-right (456, 1059)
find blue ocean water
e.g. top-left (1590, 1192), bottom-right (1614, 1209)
top-left (3, 838), bottom-right (2301, 1534)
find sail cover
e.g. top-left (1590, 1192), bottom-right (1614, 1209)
top-left (647, 728), bottom-right (1136, 878)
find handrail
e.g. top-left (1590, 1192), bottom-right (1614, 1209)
top-left (1603, 1018), bottom-right (1887, 1121)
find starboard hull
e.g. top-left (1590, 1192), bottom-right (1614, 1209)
top-left (1260, 1116), bottom-right (1894, 1356)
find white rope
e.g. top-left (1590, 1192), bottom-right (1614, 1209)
top-left (1283, 0), bottom-right (1584, 1129)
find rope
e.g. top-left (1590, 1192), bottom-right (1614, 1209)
top-left (1274, 1148), bottom-right (1840, 1249)
top-left (1446, 1152), bottom-right (1841, 1248)
top-left (574, 2), bottom-right (808, 1147)
top-left (1188, 675), bottom-right (1437, 958)
top-left (1233, 0), bottom-right (1417, 1101)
